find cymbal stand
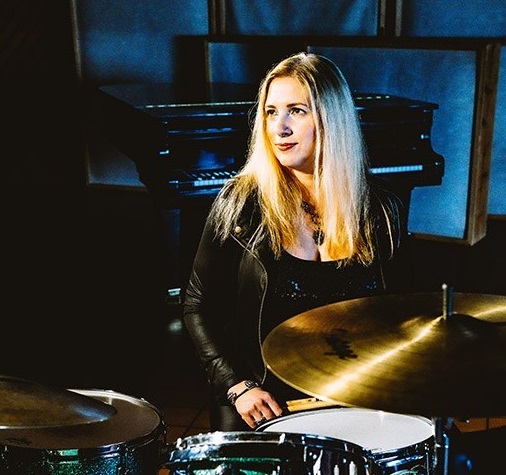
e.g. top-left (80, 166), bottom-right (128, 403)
top-left (433, 284), bottom-right (452, 475)
top-left (434, 416), bottom-right (451, 475)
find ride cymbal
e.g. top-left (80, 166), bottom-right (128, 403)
top-left (0, 375), bottom-right (117, 428)
top-left (262, 291), bottom-right (506, 417)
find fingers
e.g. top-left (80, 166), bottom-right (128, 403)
top-left (254, 416), bottom-right (267, 426)
top-left (235, 388), bottom-right (284, 428)
top-left (246, 410), bottom-right (269, 429)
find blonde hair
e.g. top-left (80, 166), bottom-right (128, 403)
top-left (210, 52), bottom-right (391, 264)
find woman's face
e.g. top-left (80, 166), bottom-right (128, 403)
top-left (265, 76), bottom-right (316, 176)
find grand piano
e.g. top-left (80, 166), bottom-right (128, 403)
top-left (97, 83), bottom-right (444, 298)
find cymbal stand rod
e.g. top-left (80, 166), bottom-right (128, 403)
top-left (442, 283), bottom-right (453, 318)
top-left (437, 284), bottom-right (452, 475)
top-left (434, 416), bottom-right (451, 475)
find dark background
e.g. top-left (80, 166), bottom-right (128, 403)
top-left (2, 1), bottom-right (505, 397)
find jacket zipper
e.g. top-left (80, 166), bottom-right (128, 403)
top-left (231, 233), bottom-right (269, 385)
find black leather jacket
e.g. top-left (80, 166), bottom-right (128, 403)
top-left (183, 183), bottom-right (408, 406)
top-left (184, 197), bottom-right (273, 405)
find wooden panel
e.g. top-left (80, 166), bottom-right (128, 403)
top-left (401, 0), bottom-right (506, 38)
top-left (205, 35), bottom-right (307, 84)
top-left (488, 46), bottom-right (506, 218)
top-left (467, 43), bottom-right (501, 237)
top-left (221, 0), bottom-right (379, 36)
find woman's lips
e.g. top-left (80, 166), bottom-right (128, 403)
top-left (276, 143), bottom-right (296, 151)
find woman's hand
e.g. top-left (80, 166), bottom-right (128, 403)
top-left (234, 387), bottom-right (284, 429)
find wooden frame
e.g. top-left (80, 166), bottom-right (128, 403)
top-left (487, 42), bottom-right (505, 219)
top-left (309, 37), bottom-right (500, 244)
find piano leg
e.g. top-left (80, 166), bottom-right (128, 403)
top-left (158, 199), bottom-right (214, 304)
top-left (159, 208), bottom-right (182, 302)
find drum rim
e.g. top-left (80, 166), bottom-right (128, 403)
top-left (71, 388), bottom-right (164, 417)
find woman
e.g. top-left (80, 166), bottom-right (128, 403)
top-left (183, 52), bottom-right (410, 431)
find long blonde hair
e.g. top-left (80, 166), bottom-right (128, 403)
top-left (210, 52), bottom-right (388, 264)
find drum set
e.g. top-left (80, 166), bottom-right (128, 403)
top-left (0, 380), bottom-right (166, 474)
top-left (1, 288), bottom-right (505, 474)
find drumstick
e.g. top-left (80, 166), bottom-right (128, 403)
top-left (453, 417), bottom-right (506, 434)
top-left (285, 397), bottom-right (338, 412)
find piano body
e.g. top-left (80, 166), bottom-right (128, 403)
top-left (97, 83), bottom-right (444, 297)
top-left (97, 83), bottom-right (255, 207)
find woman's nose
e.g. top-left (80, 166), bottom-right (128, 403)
top-left (275, 115), bottom-right (292, 137)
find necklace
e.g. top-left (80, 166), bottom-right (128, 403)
top-left (301, 200), bottom-right (325, 245)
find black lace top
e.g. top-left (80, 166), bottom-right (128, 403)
top-left (262, 250), bottom-right (383, 338)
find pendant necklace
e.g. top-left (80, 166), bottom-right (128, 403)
top-left (301, 200), bottom-right (325, 246)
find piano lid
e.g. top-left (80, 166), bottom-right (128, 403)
top-left (99, 82), bottom-right (256, 117)
top-left (354, 93), bottom-right (439, 111)
top-left (98, 83), bottom-right (443, 141)
top-left (99, 83), bottom-right (439, 118)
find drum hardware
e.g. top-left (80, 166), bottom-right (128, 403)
top-left (433, 416), bottom-right (452, 475)
top-left (0, 389), bottom-right (167, 474)
top-left (0, 375), bottom-right (117, 428)
top-left (165, 430), bottom-right (372, 474)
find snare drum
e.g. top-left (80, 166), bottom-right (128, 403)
top-left (259, 408), bottom-right (435, 475)
top-left (0, 389), bottom-right (167, 474)
top-left (165, 430), bottom-right (371, 474)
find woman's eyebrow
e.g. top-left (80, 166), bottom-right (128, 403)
top-left (265, 101), bottom-right (309, 108)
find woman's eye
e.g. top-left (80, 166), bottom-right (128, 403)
top-left (265, 109), bottom-right (277, 116)
top-left (290, 107), bottom-right (305, 115)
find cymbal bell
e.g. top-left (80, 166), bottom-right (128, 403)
top-left (0, 375), bottom-right (117, 428)
top-left (262, 292), bottom-right (506, 417)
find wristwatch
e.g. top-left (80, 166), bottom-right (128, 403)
top-left (226, 380), bottom-right (259, 405)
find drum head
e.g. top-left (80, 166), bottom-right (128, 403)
top-left (0, 389), bottom-right (163, 450)
top-left (260, 408), bottom-right (434, 453)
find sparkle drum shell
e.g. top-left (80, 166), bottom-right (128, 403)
top-left (259, 408), bottom-right (436, 475)
top-left (0, 389), bottom-right (167, 475)
top-left (165, 430), bottom-right (372, 474)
